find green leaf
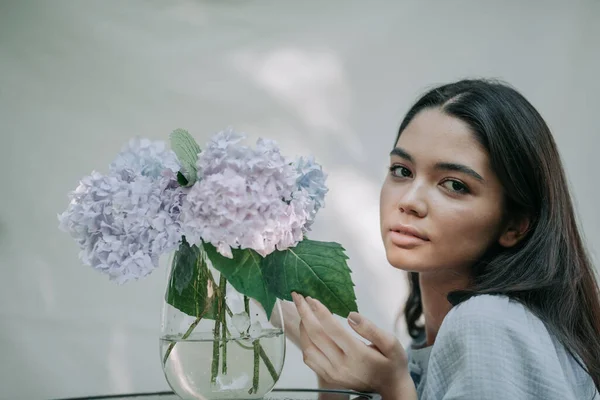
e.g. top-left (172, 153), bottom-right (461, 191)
top-left (262, 240), bottom-right (358, 318)
top-left (203, 244), bottom-right (277, 320)
top-left (176, 171), bottom-right (189, 186)
top-left (170, 128), bottom-right (201, 187)
top-left (165, 239), bottom-right (217, 319)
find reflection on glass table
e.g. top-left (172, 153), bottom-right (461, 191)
top-left (51, 389), bottom-right (381, 400)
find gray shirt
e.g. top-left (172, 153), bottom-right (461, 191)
top-left (406, 294), bottom-right (599, 399)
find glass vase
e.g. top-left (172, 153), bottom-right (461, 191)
top-left (159, 241), bottom-right (286, 399)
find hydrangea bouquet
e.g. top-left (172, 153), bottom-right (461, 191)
top-left (58, 128), bottom-right (357, 395)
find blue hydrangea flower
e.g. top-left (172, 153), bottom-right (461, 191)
top-left (58, 139), bottom-right (185, 283)
top-left (110, 137), bottom-right (180, 178)
top-left (293, 155), bottom-right (328, 227)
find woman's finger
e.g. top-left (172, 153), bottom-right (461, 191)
top-left (347, 311), bottom-right (401, 358)
top-left (299, 320), bottom-right (334, 383)
top-left (304, 296), bottom-right (360, 354)
top-left (293, 292), bottom-right (345, 364)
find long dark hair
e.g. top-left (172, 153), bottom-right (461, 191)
top-left (397, 79), bottom-right (600, 391)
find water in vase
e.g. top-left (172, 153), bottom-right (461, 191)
top-left (160, 329), bottom-right (285, 399)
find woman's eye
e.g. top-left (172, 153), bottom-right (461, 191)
top-left (389, 165), bottom-right (412, 178)
top-left (441, 180), bottom-right (469, 194)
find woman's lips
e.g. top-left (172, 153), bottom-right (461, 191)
top-left (388, 224), bottom-right (429, 248)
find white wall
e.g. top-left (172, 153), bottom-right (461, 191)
top-left (1, 1), bottom-right (598, 399)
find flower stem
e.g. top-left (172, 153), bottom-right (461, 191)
top-left (244, 295), bottom-right (279, 383)
top-left (163, 250), bottom-right (208, 366)
top-left (259, 344), bottom-right (279, 382)
top-left (210, 318), bottom-right (221, 384)
top-left (221, 280), bottom-right (228, 375)
top-left (210, 275), bottom-right (226, 384)
top-left (162, 315), bottom-right (202, 366)
top-left (162, 312), bottom-right (279, 382)
top-left (252, 339), bottom-right (260, 394)
top-left (208, 272), bottom-right (280, 384)
top-left (245, 294), bottom-right (260, 393)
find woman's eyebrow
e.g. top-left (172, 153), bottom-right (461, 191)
top-left (389, 147), bottom-right (413, 162)
top-left (390, 147), bottom-right (484, 182)
top-left (435, 162), bottom-right (484, 182)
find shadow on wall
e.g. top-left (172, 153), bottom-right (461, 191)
top-left (228, 45), bottom-right (409, 331)
top-left (0, 216), bottom-right (7, 254)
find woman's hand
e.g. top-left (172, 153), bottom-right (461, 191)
top-left (292, 292), bottom-right (417, 400)
top-left (269, 299), bottom-right (351, 400)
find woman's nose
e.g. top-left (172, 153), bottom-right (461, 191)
top-left (397, 182), bottom-right (428, 218)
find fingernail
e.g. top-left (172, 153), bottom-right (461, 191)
top-left (306, 297), bottom-right (317, 311)
top-left (348, 312), bottom-right (361, 326)
top-left (291, 292), bottom-right (299, 304)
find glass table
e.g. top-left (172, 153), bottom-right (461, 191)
top-left (50, 389), bottom-right (381, 400)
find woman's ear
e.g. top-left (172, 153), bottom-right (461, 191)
top-left (498, 215), bottom-right (531, 248)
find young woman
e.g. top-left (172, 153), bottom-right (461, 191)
top-left (277, 79), bottom-right (600, 399)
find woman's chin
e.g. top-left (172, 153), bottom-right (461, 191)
top-left (384, 247), bottom-right (429, 272)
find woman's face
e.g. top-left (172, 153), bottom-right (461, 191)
top-left (380, 108), bottom-right (507, 275)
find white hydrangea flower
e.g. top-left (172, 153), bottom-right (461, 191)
top-left (180, 129), bottom-right (310, 258)
top-left (58, 140), bottom-right (185, 284)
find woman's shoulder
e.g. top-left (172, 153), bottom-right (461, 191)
top-left (432, 294), bottom-right (554, 364)
top-left (437, 293), bottom-right (560, 358)
top-left (425, 294), bottom-right (598, 399)
top-left (441, 293), bottom-right (545, 335)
